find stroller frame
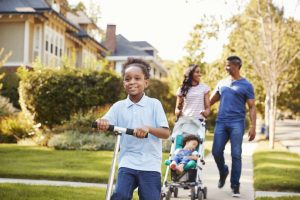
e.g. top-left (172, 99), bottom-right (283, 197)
top-left (161, 116), bottom-right (207, 200)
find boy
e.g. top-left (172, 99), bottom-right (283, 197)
top-left (96, 57), bottom-right (170, 200)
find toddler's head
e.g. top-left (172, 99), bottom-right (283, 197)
top-left (183, 134), bottom-right (200, 150)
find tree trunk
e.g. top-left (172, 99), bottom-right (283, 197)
top-left (264, 90), bottom-right (270, 139)
top-left (269, 87), bottom-right (277, 149)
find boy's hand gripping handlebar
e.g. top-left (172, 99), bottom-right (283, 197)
top-left (91, 121), bottom-right (148, 138)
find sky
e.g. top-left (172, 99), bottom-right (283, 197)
top-left (69, 0), bottom-right (300, 63)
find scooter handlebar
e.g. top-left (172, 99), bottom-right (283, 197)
top-left (92, 122), bottom-right (147, 137)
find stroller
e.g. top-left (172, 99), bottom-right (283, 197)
top-left (161, 116), bottom-right (207, 200)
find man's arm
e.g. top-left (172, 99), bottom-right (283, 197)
top-left (210, 92), bottom-right (220, 106)
top-left (247, 99), bottom-right (256, 141)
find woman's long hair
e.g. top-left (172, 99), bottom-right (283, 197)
top-left (179, 64), bottom-right (199, 97)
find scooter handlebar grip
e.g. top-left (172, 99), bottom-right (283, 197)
top-left (108, 125), bottom-right (114, 131)
top-left (91, 121), bottom-right (97, 128)
top-left (92, 122), bottom-right (147, 138)
top-left (126, 128), bottom-right (134, 135)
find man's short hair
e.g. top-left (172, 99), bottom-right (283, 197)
top-left (227, 56), bottom-right (242, 68)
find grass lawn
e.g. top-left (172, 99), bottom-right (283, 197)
top-left (0, 183), bottom-right (139, 200)
top-left (0, 144), bottom-right (188, 183)
top-left (253, 141), bottom-right (300, 192)
top-left (256, 197), bottom-right (300, 200)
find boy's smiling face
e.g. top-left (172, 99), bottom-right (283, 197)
top-left (123, 65), bottom-right (149, 102)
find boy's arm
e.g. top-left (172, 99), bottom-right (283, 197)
top-left (138, 126), bottom-right (169, 139)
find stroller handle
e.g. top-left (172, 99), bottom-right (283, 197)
top-left (92, 122), bottom-right (148, 137)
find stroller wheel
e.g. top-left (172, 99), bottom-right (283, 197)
top-left (166, 190), bottom-right (171, 200)
top-left (160, 193), bottom-right (165, 200)
top-left (190, 190), bottom-right (196, 200)
top-left (203, 187), bottom-right (207, 199)
top-left (197, 187), bottom-right (203, 200)
top-left (174, 187), bottom-right (178, 198)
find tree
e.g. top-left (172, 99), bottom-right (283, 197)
top-left (226, 0), bottom-right (300, 148)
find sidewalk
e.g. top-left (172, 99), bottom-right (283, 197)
top-left (166, 138), bottom-right (257, 200)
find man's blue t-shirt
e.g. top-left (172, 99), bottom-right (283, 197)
top-left (215, 77), bottom-right (255, 122)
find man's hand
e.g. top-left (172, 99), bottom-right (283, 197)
top-left (248, 126), bottom-right (256, 141)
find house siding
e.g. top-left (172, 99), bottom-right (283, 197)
top-left (0, 22), bottom-right (25, 63)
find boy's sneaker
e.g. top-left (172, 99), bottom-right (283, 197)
top-left (218, 169), bottom-right (229, 188)
top-left (231, 185), bottom-right (240, 197)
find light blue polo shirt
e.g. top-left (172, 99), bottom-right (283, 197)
top-left (102, 94), bottom-right (169, 173)
top-left (214, 77), bottom-right (255, 122)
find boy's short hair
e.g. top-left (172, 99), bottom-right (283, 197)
top-left (122, 57), bottom-right (151, 79)
top-left (183, 134), bottom-right (201, 147)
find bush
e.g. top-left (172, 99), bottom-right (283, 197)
top-left (145, 79), bottom-right (176, 113)
top-left (0, 71), bottom-right (20, 109)
top-left (53, 105), bottom-right (111, 134)
top-left (0, 95), bottom-right (17, 117)
top-left (0, 112), bottom-right (34, 143)
top-left (48, 131), bottom-right (116, 151)
top-left (18, 67), bottom-right (124, 128)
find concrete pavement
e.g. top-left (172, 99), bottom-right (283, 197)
top-left (275, 120), bottom-right (300, 155)
top-left (165, 138), bottom-right (257, 200)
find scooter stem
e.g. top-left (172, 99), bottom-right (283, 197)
top-left (105, 134), bottom-right (121, 200)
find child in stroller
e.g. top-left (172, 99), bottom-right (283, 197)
top-left (161, 116), bottom-right (207, 200)
top-left (169, 134), bottom-right (200, 173)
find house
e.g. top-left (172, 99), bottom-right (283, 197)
top-left (0, 0), bottom-right (107, 72)
top-left (103, 24), bottom-right (168, 79)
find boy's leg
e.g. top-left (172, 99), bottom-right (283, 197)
top-left (111, 167), bottom-right (138, 200)
top-left (137, 171), bottom-right (161, 200)
top-left (228, 121), bottom-right (244, 188)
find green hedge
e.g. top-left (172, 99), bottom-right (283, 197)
top-left (18, 67), bottom-right (124, 128)
top-left (0, 71), bottom-right (20, 109)
top-left (146, 79), bottom-right (176, 113)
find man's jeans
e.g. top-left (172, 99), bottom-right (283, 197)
top-left (111, 167), bottom-right (161, 200)
top-left (212, 121), bottom-right (245, 186)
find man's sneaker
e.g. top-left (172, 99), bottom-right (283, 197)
top-left (218, 169), bottom-right (229, 188)
top-left (231, 185), bottom-right (240, 197)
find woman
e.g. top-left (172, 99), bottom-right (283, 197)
top-left (175, 64), bottom-right (210, 121)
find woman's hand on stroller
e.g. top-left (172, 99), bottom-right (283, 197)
top-left (95, 119), bottom-right (109, 131)
top-left (134, 127), bottom-right (149, 138)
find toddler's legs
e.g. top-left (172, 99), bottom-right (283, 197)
top-left (170, 161), bottom-right (177, 170)
top-left (177, 163), bottom-right (185, 173)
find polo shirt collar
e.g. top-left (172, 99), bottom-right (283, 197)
top-left (126, 93), bottom-right (147, 107)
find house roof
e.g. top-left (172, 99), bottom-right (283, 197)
top-left (0, 0), bottom-right (107, 54)
top-left (66, 11), bottom-right (92, 25)
top-left (131, 41), bottom-right (154, 49)
top-left (0, 0), bottom-right (50, 12)
top-left (112, 35), bottom-right (151, 57)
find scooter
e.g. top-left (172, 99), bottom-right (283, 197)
top-left (92, 122), bottom-right (134, 200)
top-left (92, 122), bottom-right (133, 200)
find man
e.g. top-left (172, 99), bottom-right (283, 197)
top-left (210, 56), bottom-right (256, 197)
